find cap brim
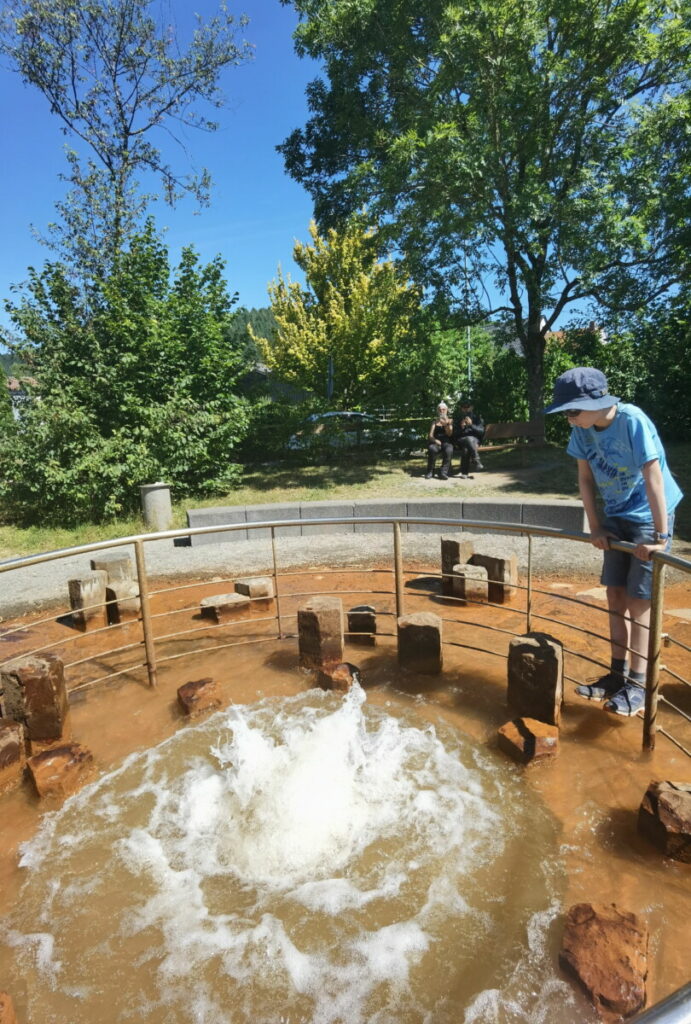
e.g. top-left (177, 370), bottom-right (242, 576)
top-left (544, 394), bottom-right (620, 415)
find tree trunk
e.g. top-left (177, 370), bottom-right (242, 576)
top-left (524, 323), bottom-right (546, 437)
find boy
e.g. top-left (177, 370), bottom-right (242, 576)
top-left (545, 367), bottom-right (683, 716)
top-left (454, 400), bottom-right (485, 477)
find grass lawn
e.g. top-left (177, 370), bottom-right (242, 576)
top-left (0, 442), bottom-right (688, 560)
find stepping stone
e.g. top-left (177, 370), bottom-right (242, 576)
top-left (177, 677), bottom-right (222, 717)
top-left (559, 903), bottom-right (648, 1022)
top-left (0, 653), bottom-right (69, 740)
top-left (638, 780), bottom-right (691, 862)
top-left (27, 743), bottom-right (95, 800)
top-left (497, 717), bottom-right (559, 764)
top-left (235, 576), bottom-right (274, 600)
top-left (200, 592), bottom-right (250, 623)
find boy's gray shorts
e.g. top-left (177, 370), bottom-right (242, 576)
top-left (599, 513), bottom-right (675, 600)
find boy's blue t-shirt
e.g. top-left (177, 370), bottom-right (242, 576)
top-left (567, 403), bottom-right (683, 522)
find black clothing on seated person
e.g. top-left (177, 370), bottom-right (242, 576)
top-left (454, 410), bottom-right (485, 475)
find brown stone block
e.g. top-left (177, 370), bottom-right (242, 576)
top-left (559, 903), bottom-right (648, 1022)
top-left (451, 562), bottom-right (488, 603)
top-left (398, 612), bottom-right (442, 674)
top-left (105, 580), bottom-right (141, 624)
top-left (507, 632), bottom-right (563, 726)
top-left (497, 717), bottom-right (559, 765)
top-left (298, 597), bottom-right (344, 670)
top-left (90, 552), bottom-right (134, 581)
top-left (177, 677), bottom-right (222, 718)
top-left (68, 570), bottom-right (108, 630)
top-left (469, 552), bottom-right (518, 603)
top-left (0, 992), bottom-right (18, 1024)
top-left (28, 743), bottom-right (95, 800)
top-left (347, 605), bottom-right (376, 645)
top-left (0, 653), bottom-right (69, 740)
top-left (316, 662), bottom-right (362, 692)
top-left (638, 780), bottom-right (691, 863)
top-left (235, 576), bottom-right (274, 599)
top-left (440, 536), bottom-right (474, 595)
top-left (0, 720), bottom-right (27, 795)
top-left (200, 592), bottom-right (251, 624)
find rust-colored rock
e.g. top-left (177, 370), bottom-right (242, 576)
top-left (398, 612), bottom-right (442, 674)
top-left (497, 717), bottom-right (559, 764)
top-left (0, 653), bottom-right (69, 740)
top-left (440, 536), bottom-right (474, 596)
top-left (316, 662), bottom-right (362, 692)
top-left (200, 592), bottom-right (250, 623)
top-left (105, 580), bottom-right (141, 624)
top-left (638, 781), bottom-right (691, 863)
top-left (347, 605), bottom-right (376, 645)
top-left (559, 903), bottom-right (648, 1022)
top-left (177, 677), bottom-right (222, 718)
top-left (27, 743), bottom-right (95, 800)
top-left (68, 570), bottom-right (108, 630)
top-left (0, 720), bottom-right (26, 795)
top-left (469, 552), bottom-right (518, 603)
top-left (298, 597), bottom-right (344, 671)
top-left (507, 632), bottom-right (563, 726)
top-left (0, 992), bottom-right (18, 1024)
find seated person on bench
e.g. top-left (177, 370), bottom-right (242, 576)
top-left (425, 401), bottom-right (454, 479)
top-left (454, 400), bottom-right (485, 477)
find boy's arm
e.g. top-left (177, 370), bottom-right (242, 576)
top-left (576, 459), bottom-right (618, 549)
top-left (633, 459), bottom-right (669, 561)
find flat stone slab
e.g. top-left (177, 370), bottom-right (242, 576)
top-left (27, 742), bottom-right (95, 800)
top-left (200, 593), bottom-right (250, 623)
top-left (234, 576), bottom-right (274, 600)
top-left (638, 780), bottom-right (691, 863)
top-left (497, 717), bottom-right (559, 764)
top-left (666, 607), bottom-right (691, 622)
top-left (559, 903), bottom-right (648, 1022)
top-left (178, 677), bottom-right (222, 717)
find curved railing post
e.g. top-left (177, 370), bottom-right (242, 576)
top-left (134, 539), bottom-right (158, 688)
top-left (270, 526), bottom-right (283, 639)
top-left (643, 556), bottom-right (666, 751)
top-left (393, 521), bottom-right (404, 620)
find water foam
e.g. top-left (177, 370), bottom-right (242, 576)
top-left (2, 685), bottom-right (568, 1023)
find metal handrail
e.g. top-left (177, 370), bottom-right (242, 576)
top-left (632, 982), bottom-right (691, 1023)
top-left (1, 516), bottom-right (689, 752)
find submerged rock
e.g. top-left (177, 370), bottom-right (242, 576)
top-left (559, 902), bottom-right (648, 1022)
top-left (497, 717), bottom-right (558, 764)
top-left (638, 780), bottom-right (691, 863)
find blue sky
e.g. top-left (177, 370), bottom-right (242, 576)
top-left (0, 1), bottom-right (319, 331)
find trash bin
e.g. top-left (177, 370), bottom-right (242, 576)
top-left (140, 483), bottom-right (173, 532)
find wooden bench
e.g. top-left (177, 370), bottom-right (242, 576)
top-left (479, 420), bottom-right (544, 452)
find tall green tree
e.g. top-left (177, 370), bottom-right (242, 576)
top-left (251, 217), bottom-right (423, 409)
top-left (0, 0), bottom-right (252, 273)
top-left (280, 0), bottom-right (690, 418)
top-left (0, 225), bottom-right (251, 525)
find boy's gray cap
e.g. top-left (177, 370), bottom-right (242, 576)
top-left (544, 367), bottom-right (620, 414)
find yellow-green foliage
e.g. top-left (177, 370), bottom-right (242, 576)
top-left (252, 218), bottom-right (422, 407)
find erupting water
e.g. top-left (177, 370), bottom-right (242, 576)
top-left (2, 686), bottom-right (590, 1023)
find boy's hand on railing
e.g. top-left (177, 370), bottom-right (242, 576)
top-left (633, 540), bottom-right (667, 562)
top-left (589, 525), bottom-right (619, 550)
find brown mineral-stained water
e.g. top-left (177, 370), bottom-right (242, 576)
top-left (0, 565), bottom-right (690, 1023)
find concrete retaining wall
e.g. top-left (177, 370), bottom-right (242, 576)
top-left (187, 498), bottom-right (586, 545)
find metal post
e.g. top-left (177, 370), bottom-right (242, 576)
top-left (393, 521), bottom-right (404, 620)
top-left (526, 534), bottom-right (533, 634)
top-left (134, 539), bottom-right (157, 688)
top-left (270, 526), bottom-right (283, 639)
top-left (643, 557), bottom-right (666, 751)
